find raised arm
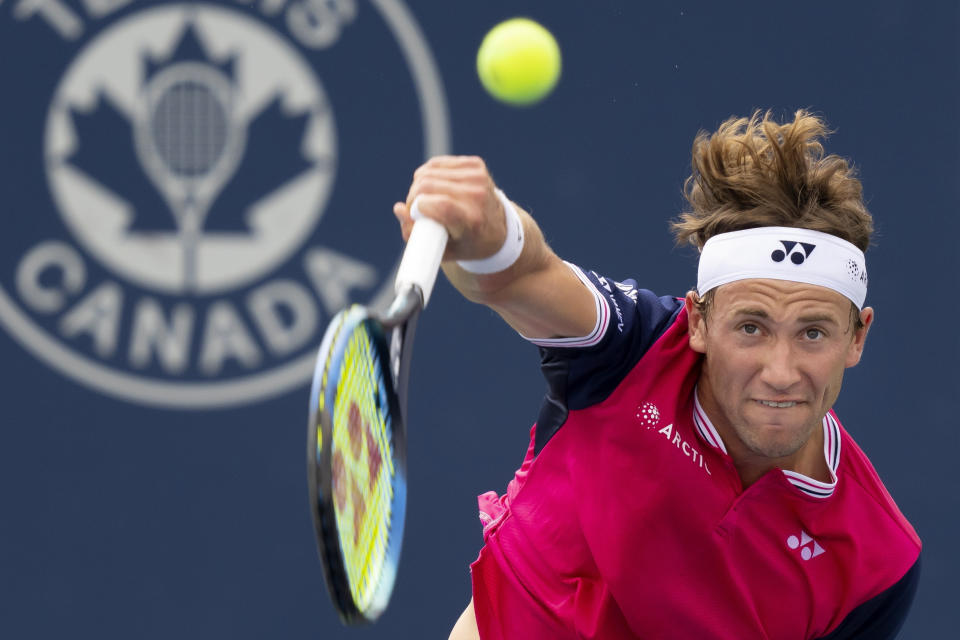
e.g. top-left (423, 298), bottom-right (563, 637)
top-left (393, 156), bottom-right (596, 340)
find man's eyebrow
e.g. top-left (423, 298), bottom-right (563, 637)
top-left (730, 308), bottom-right (840, 324)
top-left (796, 313), bottom-right (840, 325)
top-left (731, 307), bottom-right (769, 319)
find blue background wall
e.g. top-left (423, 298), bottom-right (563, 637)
top-left (0, 0), bottom-right (956, 637)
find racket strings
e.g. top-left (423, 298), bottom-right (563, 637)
top-left (332, 325), bottom-right (396, 610)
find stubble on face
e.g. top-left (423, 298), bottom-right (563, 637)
top-left (697, 356), bottom-right (829, 465)
top-left (688, 279), bottom-right (870, 481)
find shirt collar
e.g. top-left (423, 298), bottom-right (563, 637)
top-left (692, 390), bottom-right (841, 499)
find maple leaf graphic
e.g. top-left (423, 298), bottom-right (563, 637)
top-left (66, 90), bottom-right (312, 235)
top-left (66, 93), bottom-right (171, 232)
top-left (203, 96), bottom-right (313, 232)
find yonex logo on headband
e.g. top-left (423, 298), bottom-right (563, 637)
top-left (697, 226), bottom-right (868, 309)
top-left (772, 241), bottom-right (816, 265)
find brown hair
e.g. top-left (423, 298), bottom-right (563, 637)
top-left (671, 110), bottom-right (873, 252)
top-left (675, 110), bottom-right (871, 330)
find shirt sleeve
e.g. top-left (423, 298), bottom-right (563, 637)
top-left (814, 555), bottom-right (921, 640)
top-left (528, 263), bottom-right (683, 454)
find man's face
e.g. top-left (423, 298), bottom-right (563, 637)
top-left (686, 279), bottom-right (873, 465)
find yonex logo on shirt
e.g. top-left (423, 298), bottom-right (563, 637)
top-left (771, 241), bottom-right (816, 265)
top-left (786, 530), bottom-right (825, 561)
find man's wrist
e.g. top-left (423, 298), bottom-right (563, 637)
top-left (457, 189), bottom-right (525, 274)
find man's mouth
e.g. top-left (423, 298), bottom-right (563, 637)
top-left (757, 400), bottom-right (798, 408)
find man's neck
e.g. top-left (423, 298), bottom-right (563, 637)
top-left (729, 436), bottom-right (829, 488)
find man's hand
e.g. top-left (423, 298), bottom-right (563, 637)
top-left (393, 156), bottom-right (508, 264)
top-left (393, 155), bottom-right (598, 341)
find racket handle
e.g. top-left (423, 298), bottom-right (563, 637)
top-left (395, 197), bottom-right (450, 307)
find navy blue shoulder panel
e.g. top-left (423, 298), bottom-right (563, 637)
top-left (533, 270), bottom-right (683, 454)
top-left (814, 555), bottom-right (921, 640)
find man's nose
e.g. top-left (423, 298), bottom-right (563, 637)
top-left (760, 338), bottom-right (802, 391)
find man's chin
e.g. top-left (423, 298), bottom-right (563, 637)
top-left (737, 422), bottom-right (811, 460)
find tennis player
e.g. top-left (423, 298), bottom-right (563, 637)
top-left (394, 111), bottom-right (921, 639)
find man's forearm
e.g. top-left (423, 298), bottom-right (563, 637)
top-left (441, 202), bottom-right (597, 340)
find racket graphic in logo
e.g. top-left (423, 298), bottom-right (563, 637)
top-left (134, 56), bottom-right (246, 290)
top-left (48, 11), bottom-right (336, 294)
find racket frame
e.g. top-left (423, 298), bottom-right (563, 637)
top-left (309, 202), bottom-right (448, 623)
top-left (307, 286), bottom-right (421, 624)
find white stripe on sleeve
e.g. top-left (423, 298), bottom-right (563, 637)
top-left (521, 262), bottom-right (611, 348)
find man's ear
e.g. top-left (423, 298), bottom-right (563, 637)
top-left (845, 306), bottom-right (874, 368)
top-left (685, 291), bottom-right (707, 354)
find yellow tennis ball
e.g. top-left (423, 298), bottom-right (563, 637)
top-left (477, 18), bottom-right (561, 106)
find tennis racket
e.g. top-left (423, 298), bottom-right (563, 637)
top-left (307, 198), bottom-right (448, 624)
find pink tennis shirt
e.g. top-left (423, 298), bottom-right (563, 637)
top-left (470, 265), bottom-right (921, 639)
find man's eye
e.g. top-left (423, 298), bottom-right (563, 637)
top-left (805, 328), bottom-right (824, 340)
top-left (741, 324), bottom-right (759, 335)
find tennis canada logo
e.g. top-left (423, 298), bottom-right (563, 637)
top-left (0, 1), bottom-right (449, 408)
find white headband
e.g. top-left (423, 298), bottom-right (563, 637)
top-left (697, 226), bottom-right (868, 308)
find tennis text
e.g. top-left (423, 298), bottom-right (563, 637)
top-left (12, 0), bottom-right (357, 47)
